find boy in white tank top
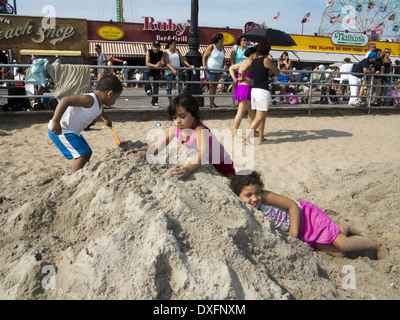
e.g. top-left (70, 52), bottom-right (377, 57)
top-left (48, 75), bottom-right (123, 173)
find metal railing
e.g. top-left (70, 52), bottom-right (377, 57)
top-left (1, 63), bottom-right (400, 114)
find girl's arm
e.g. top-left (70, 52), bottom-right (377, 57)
top-left (170, 125), bottom-right (207, 179)
top-left (136, 125), bottom-right (176, 154)
top-left (179, 52), bottom-right (194, 69)
top-left (264, 58), bottom-right (280, 76)
top-left (261, 190), bottom-right (301, 238)
top-left (50, 95), bottom-right (94, 135)
top-left (229, 63), bottom-right (241, 83)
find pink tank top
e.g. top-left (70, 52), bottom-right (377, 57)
top-left (175, 121), bottom-right (235, 176)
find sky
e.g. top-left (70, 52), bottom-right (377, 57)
top-left (14, 0), bottom-right (330, 35)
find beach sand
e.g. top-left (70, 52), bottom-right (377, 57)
top-left (0, 114), bottom-right (399, 299)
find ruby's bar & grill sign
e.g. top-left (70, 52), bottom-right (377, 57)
top-left (142, 16), bottom-right (190, 43)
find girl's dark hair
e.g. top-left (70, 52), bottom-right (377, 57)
top-left (244, 46), bottom-right (256, 57)
top-left (210, 33), bottom-right (224, 44)
top-left (255, 40), bottom-right (271, 56)
top-left (229, 171), bottom-right (264, 196)
top-left (166, 39), bottom-right (176, 49)
top-left (96, 74), bottom-right (123, 93)
top-left (168, 93), bottom-right (202, 122)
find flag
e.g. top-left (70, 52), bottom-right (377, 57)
top-left (330, 13), bottom-right (341, 24)
top-left (273, 12), bottom-right (280, 20)
top-left (344, 17), bottom-right (357, 26)
top-left (373, 22), bottom-right (385, 35)
top-left (301, 12), bottom-right (311, 24)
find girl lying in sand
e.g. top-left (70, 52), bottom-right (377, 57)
top-left (131, 93), bottom-right (235, 179)
top-left (229, 171), bottom-right (389, 260)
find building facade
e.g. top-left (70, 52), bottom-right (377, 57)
top-left (0, 14), bottom-right (89, 65)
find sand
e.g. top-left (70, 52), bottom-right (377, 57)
top-left (0, 114), bottom-right (399, 300)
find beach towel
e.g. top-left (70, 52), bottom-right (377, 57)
top-left (53, 61), bottom-right (92, 100)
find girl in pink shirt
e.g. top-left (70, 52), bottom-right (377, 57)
top-left (134, 93), bottom-right (235, 179)
top-left (229, 171), bottom-right (389, 260)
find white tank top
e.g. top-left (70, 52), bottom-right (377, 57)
top-left (165, 49), bottom-right (180, 75)
top-left (206, 44), bottom-right (225, 72)
top-left (48, 93), bottom-right (102, 135)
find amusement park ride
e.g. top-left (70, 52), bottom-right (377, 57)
top-left (318, 1), bottom-right (400, 42)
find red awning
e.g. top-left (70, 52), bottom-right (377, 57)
top-left (90, 41), bottom-right (232, 59)
top-left (89, 41), bottom-right (147, 57)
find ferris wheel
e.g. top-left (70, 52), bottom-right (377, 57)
top-left (318, 0), bottom-right (400, 42)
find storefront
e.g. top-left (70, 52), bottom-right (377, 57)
top-left (87, 17), bottom-right (242, 65)
top-left (272, 32), bottom-right (400, 66)
top-left (88, 18), bottom-right (400, 68)
top-left (0, 14), bottom-right (89, 64)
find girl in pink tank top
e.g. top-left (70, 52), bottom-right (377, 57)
top-left (134, 93), bottom-right (236, 179)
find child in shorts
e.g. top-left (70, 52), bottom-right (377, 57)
top-left (47, 75), bottom-right (122, 173)
top-left (229, 171), bottom-right (389, 260)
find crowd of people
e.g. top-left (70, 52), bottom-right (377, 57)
top-left (2, 38), bottom-right (400, 111)
top-left (94, 37), bottom-right (400, 109)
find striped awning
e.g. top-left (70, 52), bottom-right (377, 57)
top-left (20, 49), bottom-right (81, 56)
top-left (89, 41), bottom-right (146, 58)
top-left (89, 41), bottom-right (233, 59)
top-left (146, 44), bottom-right (232, 58)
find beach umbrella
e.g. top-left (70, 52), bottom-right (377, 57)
top-left (241, 28), bottom-right (296, 46)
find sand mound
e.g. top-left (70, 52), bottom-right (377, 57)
top-left (0, 142), bottom-right (399, 300)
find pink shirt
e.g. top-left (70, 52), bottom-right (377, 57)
top-left (175, 121), bottom-right (235, 177)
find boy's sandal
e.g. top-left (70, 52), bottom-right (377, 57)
top-left (210, 104), bottom-right (218, 109)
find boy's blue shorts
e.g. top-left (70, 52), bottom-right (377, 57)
top-left (47, 128), bottom-right (92, 160)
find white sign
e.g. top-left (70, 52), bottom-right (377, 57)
top-left (331, 31), bottom-right (368, 47)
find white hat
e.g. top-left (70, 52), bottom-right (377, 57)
top-left (318, 64), bottom-right (326, 71)
top-left (123, 61), bottom-right (128, 65)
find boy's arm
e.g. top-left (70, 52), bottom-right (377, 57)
top-left (261, 190), bottom-right (301, 238)
top-left (50, 95), bottom-right (94, 135)
top-left (100, 110), bottom-right (112, 128)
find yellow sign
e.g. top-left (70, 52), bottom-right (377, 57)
top-left (273, 34), bottom-right (400, 56)
top-left (97, 25), bottom-right (125, 41)
top-left (220, 32), bottom-right (235, 46)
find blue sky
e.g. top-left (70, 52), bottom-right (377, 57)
top-left (15, 0), bottom-right (328, 35)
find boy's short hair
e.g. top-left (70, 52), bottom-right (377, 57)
top-left (168, 93), bottom-right (201, 122)
top-left (229, 171), bottom-right (264, 196)
top-left (96, 74), bottom-right (123, 93)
